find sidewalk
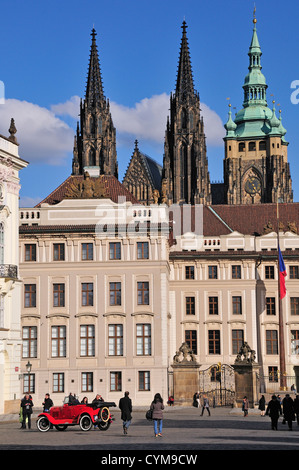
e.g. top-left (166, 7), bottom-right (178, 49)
top-left (0, 405), bottom-right (261, 423)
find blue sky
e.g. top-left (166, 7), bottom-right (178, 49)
top-left (0, 0), bottom-right (298, 205)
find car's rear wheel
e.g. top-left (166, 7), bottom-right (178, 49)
top-left (36, 416), bottom-right (51, 432)
top-left (79, 414), bottom-right (92, 431)
top-left (98, 420), bottom-right (111, 431)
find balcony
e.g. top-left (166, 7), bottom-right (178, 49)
top-left (0, 264), bottom-right (18, 280)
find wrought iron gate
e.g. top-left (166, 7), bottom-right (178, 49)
top-left (199, 363), bottom-right (235, 407)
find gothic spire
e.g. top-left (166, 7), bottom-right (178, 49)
top-left (85, 28), bottom-right (105, 108)
top-left (175, 21), bottom-right (195, 100)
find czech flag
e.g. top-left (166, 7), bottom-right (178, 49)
top-left (278, 246), bottom-right (287, 299)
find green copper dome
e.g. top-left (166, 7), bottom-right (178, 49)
top-left (225, 17), bottom-right (287, 141)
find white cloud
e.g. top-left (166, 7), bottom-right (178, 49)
top-left (50, 95), bottom-right (81, 119)
top-left (0, 99), bottom-right (74, 165)
top-left (110, 94), bottom-right (223, 147)
top-left (0, 94), bottom-right (223, 170)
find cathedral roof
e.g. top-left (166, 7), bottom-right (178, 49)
top-left (35, 174), bottom-right (139, 207)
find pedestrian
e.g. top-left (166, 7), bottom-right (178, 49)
top-left (258, 395), bottom-right (266, 416)
top-left (291, 383), bottom-right (297, 395)
top-left (20, 393), bottom-right (34, 429)
top-left (294, 395), bottom-right (299, 425)
top-left (242, 396), bottom-right (249, 417)
top-left (266, 395), bottom-right (282, 430)
top-left (200, 394), bottom-right (211, 416)
top-left (81, 396), bottom-right (88, 404)
top-left (150, 393), bottom-right (164, 437)
top-left (42, 393), bottom-right (53, 412)
top-left (282, 394), bottom-right (295, 430)
top-left (119, 391), bottom-right (132, 435)
top-left (193, 391), bottom-right (200, 408)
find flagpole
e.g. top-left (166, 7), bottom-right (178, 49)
top-left (277, 200), bottom-right (287, 390)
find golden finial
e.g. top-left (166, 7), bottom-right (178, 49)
top-left (253, 4), bottom-right (257, 23)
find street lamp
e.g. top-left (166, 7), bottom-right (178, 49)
top-left (26, 361), bottom-right (32, 373)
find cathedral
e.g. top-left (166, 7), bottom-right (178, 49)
top-left (71, 18), bottom-right (293, 207)
top-left (16, 16), bottom-right (299, 408)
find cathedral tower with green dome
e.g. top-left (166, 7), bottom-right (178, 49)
top-left (223, 15), bottom-right (293, 205)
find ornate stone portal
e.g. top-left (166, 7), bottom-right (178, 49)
top-left (233, 342), bottom-right (260, 408)
top-left (172, 342), bottom-right (200, 406)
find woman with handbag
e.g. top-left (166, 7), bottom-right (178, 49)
top-left (150, 393), bottom-right (164, 437)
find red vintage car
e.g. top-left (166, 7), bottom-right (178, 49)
top-left (36, 397), bottom-right (116, 432)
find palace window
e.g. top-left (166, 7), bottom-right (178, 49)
top-left (109, 242), bottom-right (121, 260)
top-left (81, 372), bottom-right (93, 393)
top-left (266, 297), bottom-right (276, 315)
top-left (53, 373), bottom-right (64, 393)
top-left (24, 284), bottom-right (36, 308)
top-left (22, 326), bottom-right (37, 358)
top-left (208, 330), bottom-right (221, 354)
top-left (137, 242), bottom-right (149, 259)
top-left (209, 296), bottom-right (218, 315)
top-left (232, 296), bottom-right (242, 315)
top-left (25, 244), bottom-right (36, 261)
top-left (109, 282), bottom-right (121, 306)
top-left (80, 325), bottom-right (95, 357)
top-left (110, 372), bottom-right (122, 391)
top-left (291, 297), bottom-right (299, 315)
top-left (137, 281), bottom-right (149, 305)
top-left (232, 329), bottom-right (244, 355)
top-left (266, 330), bottom-right (278, 355)
top-left (186, 296), bottom-right (195, 315)
top-left (185, 266), bottom-right (195, 279)
top-left (53, 243), bottom-right (65, 261)
top-left (53, 283), bottom-right (65, 307)
top-left (232, 265), bottom-right (241, 279)
top-left (136, 324), bottom-right (151, 355)
top-left (208, 266), bottom-right (218, 279)
top-left (265, 266), bottom-right (275, 279)
top-left (82, 243), bottom-right (93, 260)
top-left (82, 283), bottom-right (93, 306)
top-left (108, 324), bottom-right (123, 356)
top-left (51, 326), bottom-right (66, 357)
top-left (139, 371), bottom-right (150, 391)
top-left (290, 266), bottom-right (299, 279)
top-left (185, 330), bottom-right (197, 355)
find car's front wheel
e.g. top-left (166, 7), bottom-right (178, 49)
top-left (36, 416), bottom-right (51, 432)
top-left (79, 414), bottom-right (92, 431)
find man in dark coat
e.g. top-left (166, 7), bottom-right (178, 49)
top-left (266, 395), bottom-right (282, 430)
top-left (282, 394), bottom-right (295, 430)
top-left (21, 393), bottom-right (34, 429)
top-left (119, 391), bottom-right (132, 434)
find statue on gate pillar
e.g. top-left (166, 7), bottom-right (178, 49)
top-left (172, 342), bottom-right (200, 406)
top-left (233, 341), bottom-right (259, 409)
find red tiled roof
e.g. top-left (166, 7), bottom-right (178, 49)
top-left (210, 203), bottom-right (299, 236)
top-left (35, 175), bottom-right (140, 207)
top-left (172, 203), bottom-right (299, 237)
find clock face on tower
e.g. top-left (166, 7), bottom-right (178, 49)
top-left (244, 176), bottom-right (261, 195)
